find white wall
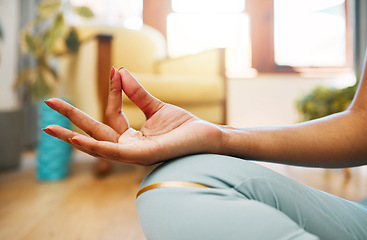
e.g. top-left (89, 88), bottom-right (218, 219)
top-left (227, 73), bottom-right (356, 128)
top-left (0, 0), bottom-right (19, 111)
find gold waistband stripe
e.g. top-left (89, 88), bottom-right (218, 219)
top-left (136, 181), bottom-right (212, 198)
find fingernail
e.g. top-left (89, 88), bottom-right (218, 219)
top-left (110, 67), bottom-right (115, 82)
top-left (118, 66), bottom-right (124, 71)
top-left (44, 100), bottom-right (55, 109)
top-left (69, 138), bottom-right (81, 146)
top-left (42, 128), bottom-right (57, 137)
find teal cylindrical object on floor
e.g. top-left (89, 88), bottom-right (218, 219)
top-left (37, 99), bottom-right (72, 181)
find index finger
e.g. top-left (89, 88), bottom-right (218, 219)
top-left (44, 98), bottom-right (120, 142)
top-left (105, 67), bottom-right (129, 134)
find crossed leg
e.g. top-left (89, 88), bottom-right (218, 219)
top-left (136, 154), bottom-right (367, 240)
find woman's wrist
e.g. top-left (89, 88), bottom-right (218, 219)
top-left (215, 125), bottom-right (252, 158)
top-left (216, 124), bottom-right (268, 161)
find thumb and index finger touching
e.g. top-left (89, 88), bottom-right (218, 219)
top-left (106, 67), bottom-right (164, 133)
top-left (105, 67), bottom-right (129, 134)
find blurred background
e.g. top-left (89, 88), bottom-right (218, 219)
top-left (0, 0), bottom-right (367, 239)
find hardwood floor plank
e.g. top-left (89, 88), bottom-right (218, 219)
top-left (0, 163), bottom-right (148, 240)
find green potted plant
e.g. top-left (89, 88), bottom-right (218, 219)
top-left (15, 0), bottom-right (93, 181)
top-left (296, 83), bottom-right (358, 121)
top-left (16, 0), bottom-right (93, 99)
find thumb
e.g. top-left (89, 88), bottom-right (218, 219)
top-left (118, 68), bottom-right (164, 118)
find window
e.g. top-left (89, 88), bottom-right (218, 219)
top-left (172, 0), bottom-right (245, 13)
top-left (274, 0), bottom-right (347, 67)
top-left (167, 0), bottom-right (251, 77)
top-left (72, 0), bottom-right (352, 74)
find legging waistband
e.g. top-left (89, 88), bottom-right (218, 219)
top-left (136, 181), bottom-right (212, 198)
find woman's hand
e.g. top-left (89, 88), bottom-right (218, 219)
top-left (42, 68), bottom-right (222, 165)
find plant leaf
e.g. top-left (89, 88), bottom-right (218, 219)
top-left (296, 84), bottom-right (357, 122)
top-left (31, 72), bottom-right (52, 100)
top-left (37, 0), bottom-right (62, 18)
top-left (43, 13), bottom-right (65, 53)
top-left (21, 30), bottom-right (37, 54)
top-left (72, 6), bottom-right (94, 18)
top-left (65, 28), bottom-right (79, 53)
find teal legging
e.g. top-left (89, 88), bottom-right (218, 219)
top-left (136, 154), bottom-right (367, 240)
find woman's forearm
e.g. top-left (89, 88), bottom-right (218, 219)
top-left (215, 53), bottom-right (367, 168)
top-left (217, 109), bottom-right (367, 168)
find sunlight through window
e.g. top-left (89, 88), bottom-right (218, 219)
top-left (168, 0), bottom-right (251, 76)
top-left (274, 0), bottom-right (346, 67)
top-left (172, 0), bottom-right (245, 13)
top-left (69, 0), bottom-right (142, 29)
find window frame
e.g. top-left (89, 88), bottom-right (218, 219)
top-left (143, 0), bottom-right (353, 74)
top-left (247, 0), bottom-right (353, 74)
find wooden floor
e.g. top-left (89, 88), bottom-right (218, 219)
top-left (0, 159), bottom-right (151, 240)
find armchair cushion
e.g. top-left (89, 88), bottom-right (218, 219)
top-left (156, 48), bottom-right (225, 76)
top-left (125, 72), bottom-right (224, 105)
top-left (75, 24), bottom-right (167, 73)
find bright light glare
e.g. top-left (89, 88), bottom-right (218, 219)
top-left (275, 0), bottom-right (345, 13)
top-left (68, 0), bottom-right (143, 29)
top-left (172, 0), bottom-right (245, 13)
top-left (167, 13), bottom-right (251, 73)
top-left (274, 0), bottom-right (346, 66)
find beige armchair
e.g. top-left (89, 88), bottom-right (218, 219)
top-left (60, 24), bottom-right (227, 130)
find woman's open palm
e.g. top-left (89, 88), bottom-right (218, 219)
top-left (43, 68), bottom-right (221, 165)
